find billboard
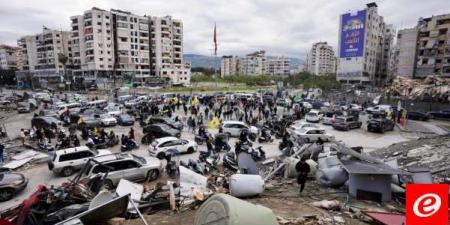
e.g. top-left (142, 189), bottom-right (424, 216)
top-left (340, 10), bottom-right (366, 58)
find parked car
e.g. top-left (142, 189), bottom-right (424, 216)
top-left (220, 121), bottom-right (257, 137)
top-left (141, 116), bottom-right (183, 130)
top-left (367, 117), bottom-right (395, 133)
top-left (290, 121), bottom-right (317, 130)
top-left (292, 127), bottom-right (334, 143)
top-left (31, 116), bottom-right (62, 130)
top-left (124, 99), bottom-right (140, 108)
top-left (99, 114), bottom-right (117, 127)
top-left (38, 109), bottom-right (59, 118)
top-left (276, 98), bottom-right (287, 107)
top-left (348, 104), bottom-right (363, 112)
top-left (407, 111), bottom-right (430, 121)
top-left (47, 146), bottom-right (112, 177)
top-left (0, 171), bottom-right (28, 201)
top-left (429, 110), bottom-right (450, 120)
top-left (85, 153), bottom-right (161, 188)
top-left (332, 116), bottom-right (362, 131)
top-left (79, 114), bottom-right (102, 129)
top-left (305, 110), bottom-right (322, 123)
top-left (322, 112), bottom-right (336, 125)
top-left (17, 102), bottom-right (31, 113)
top-left (149, 137), bottom-right (198, 159)
top-left (366, 105), bottom-right (392, 114)
top-left (143, 123), bottom-right (181, 138)
top-left (117, 114), bottom-right (135, 126)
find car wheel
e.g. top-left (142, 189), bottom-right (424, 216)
top-left (104, 179), bottom-right (114, 190)
top-left (61, 166), bottom-right (75, 177)
top-left (156, 152), bottom-right (165, 160)
top-left (0, 188), bottom-right (14, 202)
top-left (146, 169), bottom-right (160, 181)
top-left (187, 147), bottom-right (195, 154)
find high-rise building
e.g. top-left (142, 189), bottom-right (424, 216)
top-left (308, 42), bottom-right (336, 75)
top-left (415, 14), bottom-right (450, 78)
top-left (381, 25), bottom-right (395, 83)
top-left (69, 7), bottom-right (115, 81)
top-left (240, 50), bottom-right (266, 75)
top-left (337, 2), bottom-right (392, 85)
top-left (394, 28), bottom-right (419, 78)
top-left (266, 56), bottom-right (290, 76)
top-left (16, 27), bottom-right (69, 83)
top-left (0, 44), bottom-right (20, 70)
top-left (221, 55), bottom-right (240, 77)
top-left (69, 7), bottom-right (189, 85)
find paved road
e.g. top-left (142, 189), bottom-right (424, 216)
top-left (1, 106), bottom-right (449, 209)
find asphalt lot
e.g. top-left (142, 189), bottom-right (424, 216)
top-left (1, 105), bottom-right (448, 209)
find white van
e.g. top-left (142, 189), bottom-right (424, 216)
top-left (56, 102), bottom-right (81, 115)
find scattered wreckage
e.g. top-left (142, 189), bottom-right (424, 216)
top-left (385, 75), bottom-right (450, 102)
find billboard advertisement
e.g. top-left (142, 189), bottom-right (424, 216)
top-left (340, 10), bottom-right (366, 58)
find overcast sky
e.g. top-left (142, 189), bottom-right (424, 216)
top-left (1, 0), bottom-right (449, 59)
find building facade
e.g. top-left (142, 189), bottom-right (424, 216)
top-left (220, 55), bottom-right (240, 77)
top-left (308, 42), bottom-right (336, 75)
top-left (0, 44), bottom-right (20, 70)
top-left (70, 7), bottom-right (115, 81)
top-left (69, 7), bottom-right (189, 85)
top-left (16, 28), bottom-right (69, 83)
top-left (239, 50), bottom-right (266, 75)
top-left (337, 2), bottom-right (392, 85)
top-left (266, 56), bottom-right (290, 76)
top-left (415, 14), bottom-right (450, 78)
top-left (394, 28), bottom-right (418, 78)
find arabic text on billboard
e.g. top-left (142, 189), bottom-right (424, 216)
top-left (340, 10), bottom-right (366, 58)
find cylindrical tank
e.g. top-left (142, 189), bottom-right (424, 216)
top-left (229, 174), bottom-right (264, 197)
top-left (194, 193), bottom-right (279, 225)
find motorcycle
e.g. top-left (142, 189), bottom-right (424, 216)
top-left (258, 127), bottom-right (273, 143)
top-left (214, 133), bottom-right (231, 153)
top-left (165, 155), bottom-right (179, 179)
top-left (121, 139), bottom-right (139, 152)
top-left (249, 146), bottom-right (266, 161)
top-left (222, 152), bottom-right (238, 172)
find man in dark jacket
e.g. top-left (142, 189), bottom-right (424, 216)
top-left (295, 157), bottom-right (310, 194)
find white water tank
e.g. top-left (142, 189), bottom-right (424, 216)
top-left (229, 174), bottom-right (264, 197)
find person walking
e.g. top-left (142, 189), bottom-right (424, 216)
top-left (295, 157), bottom-right (311, 194)
top-left (20, 129), bottom-right (26, 146)
top-left (0, 144), bottom-right (4, 164)
top-left (128, 128), bottom-right (135, 140)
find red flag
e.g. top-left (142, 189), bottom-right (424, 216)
top-left (213, 23), bottom-right (217, 56)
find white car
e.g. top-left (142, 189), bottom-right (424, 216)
top-left (322, 112), bottom-right (336, 125)
top-left (149, 137), bottom-right (198, 159)
top-left (301, 102), bottom-right (313, 109)
top-left (105, 105), bottom-right (122, 117)
top-left (124, 99), bottom-right (140, 108)
top-left (85, 153), bottom-right (162, 188)
top-left (366, 105), bottom-right (392, 114)
top-left (305, 110), bottom-right (322, 123)
top-left (48, 146), bottom-right (112, 177)
top-left (290, 121), bottom-right (318, 130)
top-left (220, 121), bottom-right (257, 137)
top-left (292, 127), bottom-right (334, 143)
top-left (348, 104), bottom-right (363, 112)
top-left (100, 114), bottom-right (117, 126)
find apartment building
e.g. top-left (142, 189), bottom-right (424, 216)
top-left (337, 2), bottom-right (392, 85)
top-left (239, 50), bottom-right (266, 75)
top-left (69, 8), bottom-right (115, 80)
top-left (16, 28), bottom-right (69, 83)
top-left (308, 42), bottom-right (336, 75)
top-left (0, 44), bottom-right (20, 70)
top-left (266, 56), bottom-right (290, 76)
top-left (380, 25), bottom-right (395, 83)
top-left (69, 7), bottom-right (189, 85)
top-left (415, 14), bottom-right (450, 78)
top-left (220, 55), bottom-right (240, 77)
top-left (394, 28), bottom-right (418, 78)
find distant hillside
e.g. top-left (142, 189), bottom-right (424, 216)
top-left (184, 54), bottom-right (304, 69)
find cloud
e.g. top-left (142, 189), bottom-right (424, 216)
top-left (1, 0), bottom-right (449, 59)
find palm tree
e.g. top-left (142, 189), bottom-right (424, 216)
top-left (58, 53), bottom-right (69, 90)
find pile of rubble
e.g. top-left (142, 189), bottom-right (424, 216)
top-left (371, 134), bottom-right (450, 181)
top-left (385, 75), bottom-right (450, 101)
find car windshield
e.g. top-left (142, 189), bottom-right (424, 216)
top-left (132, 154), bottom-right (146, 164)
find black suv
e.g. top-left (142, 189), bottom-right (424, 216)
top-left (142, 123), bottom-right (181, 144)
top-left (140, 116), bottom-right (183, 130)
top-left (332, 116), bottom-right (362, 131)
top-left (367, 117), bottom-right (395, 133)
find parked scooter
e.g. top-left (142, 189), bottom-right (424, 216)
top-left (165, 155), bottom-right (179, 178)
top-left (121, 138), bottom-right (139, 152)
top-left (222, 152), bottom-right (238, 172)
top-left (258, 127), bottom-right (273, 143)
